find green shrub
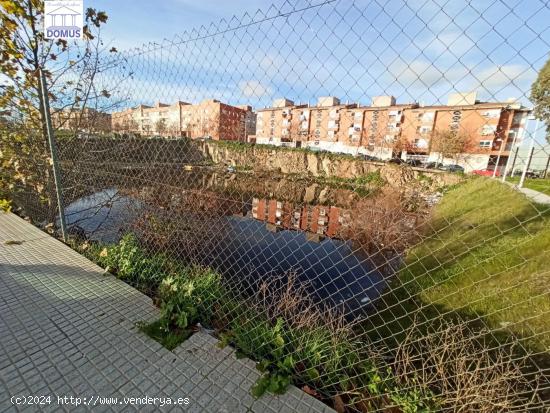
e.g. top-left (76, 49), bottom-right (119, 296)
top-left (158, 266), bottom-right (223, 331)
top-left (224, 316), bottom-right (294, 396)
top-left (78, 234), bottom-right (181, 295)
top-left (0, 199), bottom-right (11, 213)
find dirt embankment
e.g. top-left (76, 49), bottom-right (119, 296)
top-left (200, 141), bottom-right (462, 189)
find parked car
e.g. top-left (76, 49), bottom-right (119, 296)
top-left (362, 154), bottom-right (381, 162)
top-left (472, 169), bottom-right (499, 177)
top-left (512, 170), bottom-right (541, 179)
top-left (405, 159), bottom-right (423, 167)
top-left (440, 164), bottom-right (464, 173)
top-left (423, 162), bottom-right (444, 169)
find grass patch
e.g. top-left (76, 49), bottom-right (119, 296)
top-left (316, 170), bottom-right (385, 196)
top-left (137, 319), bottom-right (191, 350)
top-left (397, 177), bottom-right (550, 350)
top-left (505, 176), bottom-right (550, 196)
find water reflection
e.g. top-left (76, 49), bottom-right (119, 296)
top-left (62, 170), bottom-right (413, 317)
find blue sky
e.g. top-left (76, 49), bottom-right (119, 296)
top-left (87, 0), bottom-right (550, 113)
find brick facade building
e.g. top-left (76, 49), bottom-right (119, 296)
top-left (111, 99), bottom-right (256, 141)
top-left (252, 92), bottom-right (530, 172)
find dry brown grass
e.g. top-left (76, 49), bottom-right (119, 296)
top-left (254, 272), bottom-right (349, 332)
top-left (348, 187), bottom-right (426, 257)
top-left (392, 320), bottom-right (542, 412)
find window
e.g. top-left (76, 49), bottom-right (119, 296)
top-left (481, 124), bottom-right (497, 135)
top-left (479, 140), bottom-right (492, 148)
top-left (422, 112), bottom-right (435, 122)
top-left (420, 126), bottom-right (431, 134)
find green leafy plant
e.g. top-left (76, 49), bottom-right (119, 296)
top-left (158, 266), bottom-right (223, 332)
top-left (224, 317), bottom-right (295, 397)
top-left (0, 199), bottom-right (11, 213)
top-left (390, 385), bottom-right (438, 413)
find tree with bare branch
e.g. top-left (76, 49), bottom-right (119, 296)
top-left (0, 0), bottom-right (122, 222)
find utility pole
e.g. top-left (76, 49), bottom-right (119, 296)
top-left (39, 67), bottom-right (68, 242)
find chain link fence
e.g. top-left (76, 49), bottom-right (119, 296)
top-left (1, 0), bottom-right (550, 411)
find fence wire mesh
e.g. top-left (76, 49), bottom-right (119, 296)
top-left (1, 0), bottom-right (550, 411)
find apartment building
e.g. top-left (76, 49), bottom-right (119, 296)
top-left (253, 98), bottom-right (308, 147)
top-left (52, 107), bottom-right (111, 133)
top-left (252, 92), bottom-right (530, 172)
top-left (400, 92), bottom-right (531, 171)
top-left (253, 96), bottom-right (417, 158)
top-left (111, 99), bottom-right (256, 141)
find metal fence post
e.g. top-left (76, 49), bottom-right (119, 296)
top-left (519, 146), bottom-right (535, 189)
top-left (39, 67), bottom-right (68, 242)
top-left (502, 146), bottom-right (519, 182)
top-left (519, 119), bottom-right (538, 189)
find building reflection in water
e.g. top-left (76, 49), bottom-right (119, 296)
top-left (251, 197), bottom-right (352, 242)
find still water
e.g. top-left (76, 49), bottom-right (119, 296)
top-left (64, 182), bottom-right (392, 317)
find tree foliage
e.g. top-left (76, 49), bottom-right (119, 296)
top-left (0, 0), bottom-right (117, 221)
top-left (530, 56), bottom-right (550, 143)
top-left (430, 129), bottom-right (476, 162)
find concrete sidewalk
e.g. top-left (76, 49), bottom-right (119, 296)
top-left (515, 185), bottom-right (550, 205)
top-left (0, 212), bottom-right (333, 412)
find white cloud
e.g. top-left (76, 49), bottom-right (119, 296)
top-left (386, 59), bottom-right (466, 88)
top-left (421, 31), bottom-right (476, 57)
top-left (472, 64), bottom-right (535, 90)
top-left (239, 80), bottom-right (272, 98)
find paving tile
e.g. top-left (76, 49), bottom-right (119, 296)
top-left (0, 212), bottom-right (333, 412)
